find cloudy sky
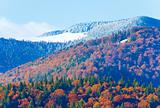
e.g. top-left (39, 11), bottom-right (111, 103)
top-left (0, 0), bottom-right (159, 39)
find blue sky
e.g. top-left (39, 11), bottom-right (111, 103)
top-left (0, 0), bottom-right (159, 38)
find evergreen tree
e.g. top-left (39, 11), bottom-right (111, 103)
top-left (70, 102), bottom-right (75, 108)
top-left (51, 104), bottom-right (56, 108)
top-left (89, 76), bottom-right (96, 85)
top-left (37, 94), bottom-right (43, 106)
top-left (78, 99), bottom-right (84, 108)
top-left (147, 82), bottom-right (154, 94)
top-left (19, 82), bottom-right (24, 92)
top-left (6, 97), bottom-right (11, 107)
top-left (120, 103), bottom-right (124, 108)
top-left (87, 87), bottom-right (92, 96)
top-left (28, 98), bottom-right (34, 108)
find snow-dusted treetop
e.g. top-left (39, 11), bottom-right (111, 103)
top-left (40, 16), bottom-right (160, 42)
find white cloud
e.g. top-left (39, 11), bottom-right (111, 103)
top-left (0, 17), bottom-right (54, 40)
top-left (0, 18), bottom-right (88, 42)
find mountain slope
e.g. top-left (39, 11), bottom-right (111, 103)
top-left (41, 16), bottom-right (160, 42)
top-left (42, 21), bottom-right (108, 36)
top-left (1, 27), bottom-right (160, 86)
top-left (39, 21), bottom-right (108, 42)
top-left (42, 16), bottom-right (160, 36)
top-left (1, 73), bottom-right (159, 108)
top-left (38, 32), bottom-right (87, 42)
top-left (87, 16), bottom-right (160, 39)
top-left (0, 38), bottom-right (65, 73)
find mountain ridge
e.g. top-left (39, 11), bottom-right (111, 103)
top-left (1, 26), bottom-right (160, 86)
top-left (1, 16), bottom-right (160, 85)
top-left (42, 16), bottom-right (160, 37)
top-left (0, 38), bottom-right (65, 73)
top-left (39, 16), bottom-right (160, 43)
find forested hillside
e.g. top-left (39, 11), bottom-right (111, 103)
top-left (1, 16), bottom-right (159, 73)
top-left (1, 27), bottom-right (160, 86)
top-left (0, 38), bottom-right (64, 73)
top-left (0, 75), bottom-right (159, 108)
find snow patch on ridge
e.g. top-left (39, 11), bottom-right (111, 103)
top-left (120, 39), bottom-right (128, 43)
top-left (32, 32), bottom-right (87, 42)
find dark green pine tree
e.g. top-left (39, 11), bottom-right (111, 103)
top-left (86, 87), bottom-right (92, 96)
top-left (70, 102), bottom-right (75, 108)
top-left (157, 87), bottom-right (160, 99)
top-left (28, 98), bottom-right (34, 108)
top-left (89, 76), bottom-right (96, 85)
top-left (6, 96), bottom-right (11, 108)
top-left (51, 104), bottom-right (56, 108)
top-left (77, 99), bottom-right (84, 108)
top-left (147, 82), bottom-right (154, 94)
top-left (44, 74), bottom-right (48, 85)
top-left (120, 103), bottom-right (125, 108)
top-left (19, 82), bottom-right (24, 92)
top-left (37, 94), bottom-right (43, 106)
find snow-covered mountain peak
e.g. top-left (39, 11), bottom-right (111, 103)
top-left (87, 16), bottom-right (160, 40)
top-left (40, 16), bottom-right (160, 42)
